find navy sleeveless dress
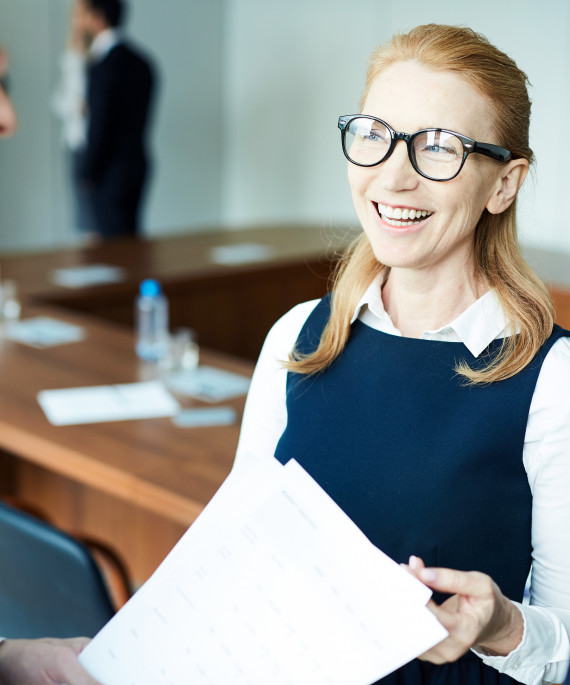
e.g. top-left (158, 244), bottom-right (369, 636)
top-left (274, 294), bottom-right (570, 685)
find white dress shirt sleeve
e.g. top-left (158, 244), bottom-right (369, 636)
top-left (234, 299), bottom-right (319, 471)
top-left (474, 337), bottom-right (570, 684)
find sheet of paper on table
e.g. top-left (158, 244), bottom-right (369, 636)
top-left (79, 455), bottom-right (447, 685)
top-left (165, 365), bottom-right (251, 402)
top-left (37, 381), bottom-right (180, 426)
top-left (50, 264), bottom-right (126, 288)
top-left (210, 242), bottom-right (277, 265)
top-left (3, 316), bottom-right (86, 348)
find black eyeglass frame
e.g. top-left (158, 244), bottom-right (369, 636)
top-left (338, 115), bottom-right (512, 182)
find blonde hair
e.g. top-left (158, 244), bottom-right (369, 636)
top-left (289, 24), bottom-right (554, 383)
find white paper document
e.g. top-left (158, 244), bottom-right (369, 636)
top-left (166, 365), bottom-right (251, 402)
top-left (37, 381), bottom-right (180, 426)
top-left (50, 264), bottom-right (126, 288)
top-left (80, 457), bottom-right (447, 685)
top-left (3, 316), bottom-right (86, 348)
top-left (210, 242), bottom-right (276, 265)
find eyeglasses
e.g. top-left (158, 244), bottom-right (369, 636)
top-left (338, 115), bottom-right (512, 182)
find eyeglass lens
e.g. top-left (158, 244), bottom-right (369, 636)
top-left (344, 117), bottom-right (465, 181)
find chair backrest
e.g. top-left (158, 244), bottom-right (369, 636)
top-left (0, 500), bottom-right (116, 638)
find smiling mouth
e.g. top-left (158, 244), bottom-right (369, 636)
top-left (375, 202), bottom-right (434, 227)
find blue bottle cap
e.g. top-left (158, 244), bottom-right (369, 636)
top-left (139, 278), bottom-right (161, 297)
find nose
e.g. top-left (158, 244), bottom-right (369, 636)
top-left (377, 138), bottom-right (418, 192)
top-left (0, 82), bottom-right (17, 138)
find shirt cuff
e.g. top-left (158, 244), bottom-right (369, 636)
top-left (471, 602), bottom-right (570, 685)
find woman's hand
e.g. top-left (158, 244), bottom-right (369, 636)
top-left (405, 555), bottom-right (524, 663)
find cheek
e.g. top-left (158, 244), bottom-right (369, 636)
top-left (347, 166), bottom-right (370, 205)
top-left (440, 174), bottom-right (494, 228)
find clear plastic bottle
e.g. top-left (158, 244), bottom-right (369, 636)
top-left (135, 279), bottom-right (169, 361)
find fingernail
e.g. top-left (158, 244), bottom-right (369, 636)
top-left (409, 555), bottom-right (419, 570)
top-left (420, 568), bottom-right (438, 582)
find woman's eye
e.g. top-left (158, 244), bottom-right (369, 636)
top-left (422, 144), bottom-right (458, 157)
top-left (365, 129), bottom-right (388, 143)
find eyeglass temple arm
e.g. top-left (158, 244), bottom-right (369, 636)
top-left (472, 141), bottom-right (512, 163)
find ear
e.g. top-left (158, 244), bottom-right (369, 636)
top-left (486, 158), bottom-right (529, 215)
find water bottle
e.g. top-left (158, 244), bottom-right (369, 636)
top-left (135, 278), bottom-right (169, 360)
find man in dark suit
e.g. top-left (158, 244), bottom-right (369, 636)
top-left (78, 0), bottom-right (156, 240)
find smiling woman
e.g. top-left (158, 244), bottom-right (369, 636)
top-left (235, 24), bottom-right (570, 685)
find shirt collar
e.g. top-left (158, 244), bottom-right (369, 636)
top-left (90, 29), bottom-right (120, 62)
top-left (350, 275), bottom-right (509, 358)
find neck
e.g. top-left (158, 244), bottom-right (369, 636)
top-left (381, 262), bottom-right (486, 338)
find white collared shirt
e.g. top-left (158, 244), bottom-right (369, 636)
top-left (235, 281), bottom-right (570, 685)
top-left (51, 50), bottom-right (87, 151)
top-left (89, 28), bottom-right (120, 64)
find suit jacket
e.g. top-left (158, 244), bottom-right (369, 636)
top-left (83, 41), bottom-right (155, 196)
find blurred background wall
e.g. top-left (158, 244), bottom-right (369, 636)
top-left (0, 0), bottom-right (568, 253)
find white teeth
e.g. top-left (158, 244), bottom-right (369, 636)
top-left (376, 202), bottom-right (432, 225)
top-left (383, 216), bottom-right (419, 227)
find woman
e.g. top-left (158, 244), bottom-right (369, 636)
top-left (236, 24), bottom-right (570, 685)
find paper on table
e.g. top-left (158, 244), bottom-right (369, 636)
top-left (3, 317), bottom-right (86, 348)
top-left (50, 264), bottom-right (126, 288)
top-left (37, 381), bottom-right (180, 426)
top-left (210, 242), bottom-right (276, 265)
top-left (79, 457), bottom-right (447, 685)
top-left (171, 406), bottom-right (237, 428)
top-left (165, 365), bottom-right (251, 402)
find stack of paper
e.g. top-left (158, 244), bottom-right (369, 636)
top-left (80, 456), bottom-right (446, 684)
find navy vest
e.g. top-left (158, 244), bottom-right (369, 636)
top-left (275, 294), bottom-right (569, 685)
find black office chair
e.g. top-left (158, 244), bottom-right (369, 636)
top-left (0, 499), bottom-right (116, 638)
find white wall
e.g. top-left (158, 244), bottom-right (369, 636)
top-left (0, 2), bottom-right (67, 250)
top-left (1, 0), bottom-right (569, 255)
top-left (221, 0), bottom-right (378, 228)
top-left (129, 0), bottom-right (225, 236)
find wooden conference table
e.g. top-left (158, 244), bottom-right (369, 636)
top-left (0, 225), bottom-right (356, 585)
top-left (0, 304), bottom-right (253, 585)
top-left (2, 224), bottom-right (358, 361)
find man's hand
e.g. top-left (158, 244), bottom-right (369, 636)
top-left (0, 637), bottom-right (102, 685)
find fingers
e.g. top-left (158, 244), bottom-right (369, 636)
top-left (400, 555), bottom-right (425, 580)
top-left (58, 640), bottom-right (102, 685)
top-left (62, 637), bottom-right (92, 656)
top-left (61, 657), bottom-right (102, 685)
top-left (418, 567), bottom-right (495, 599)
